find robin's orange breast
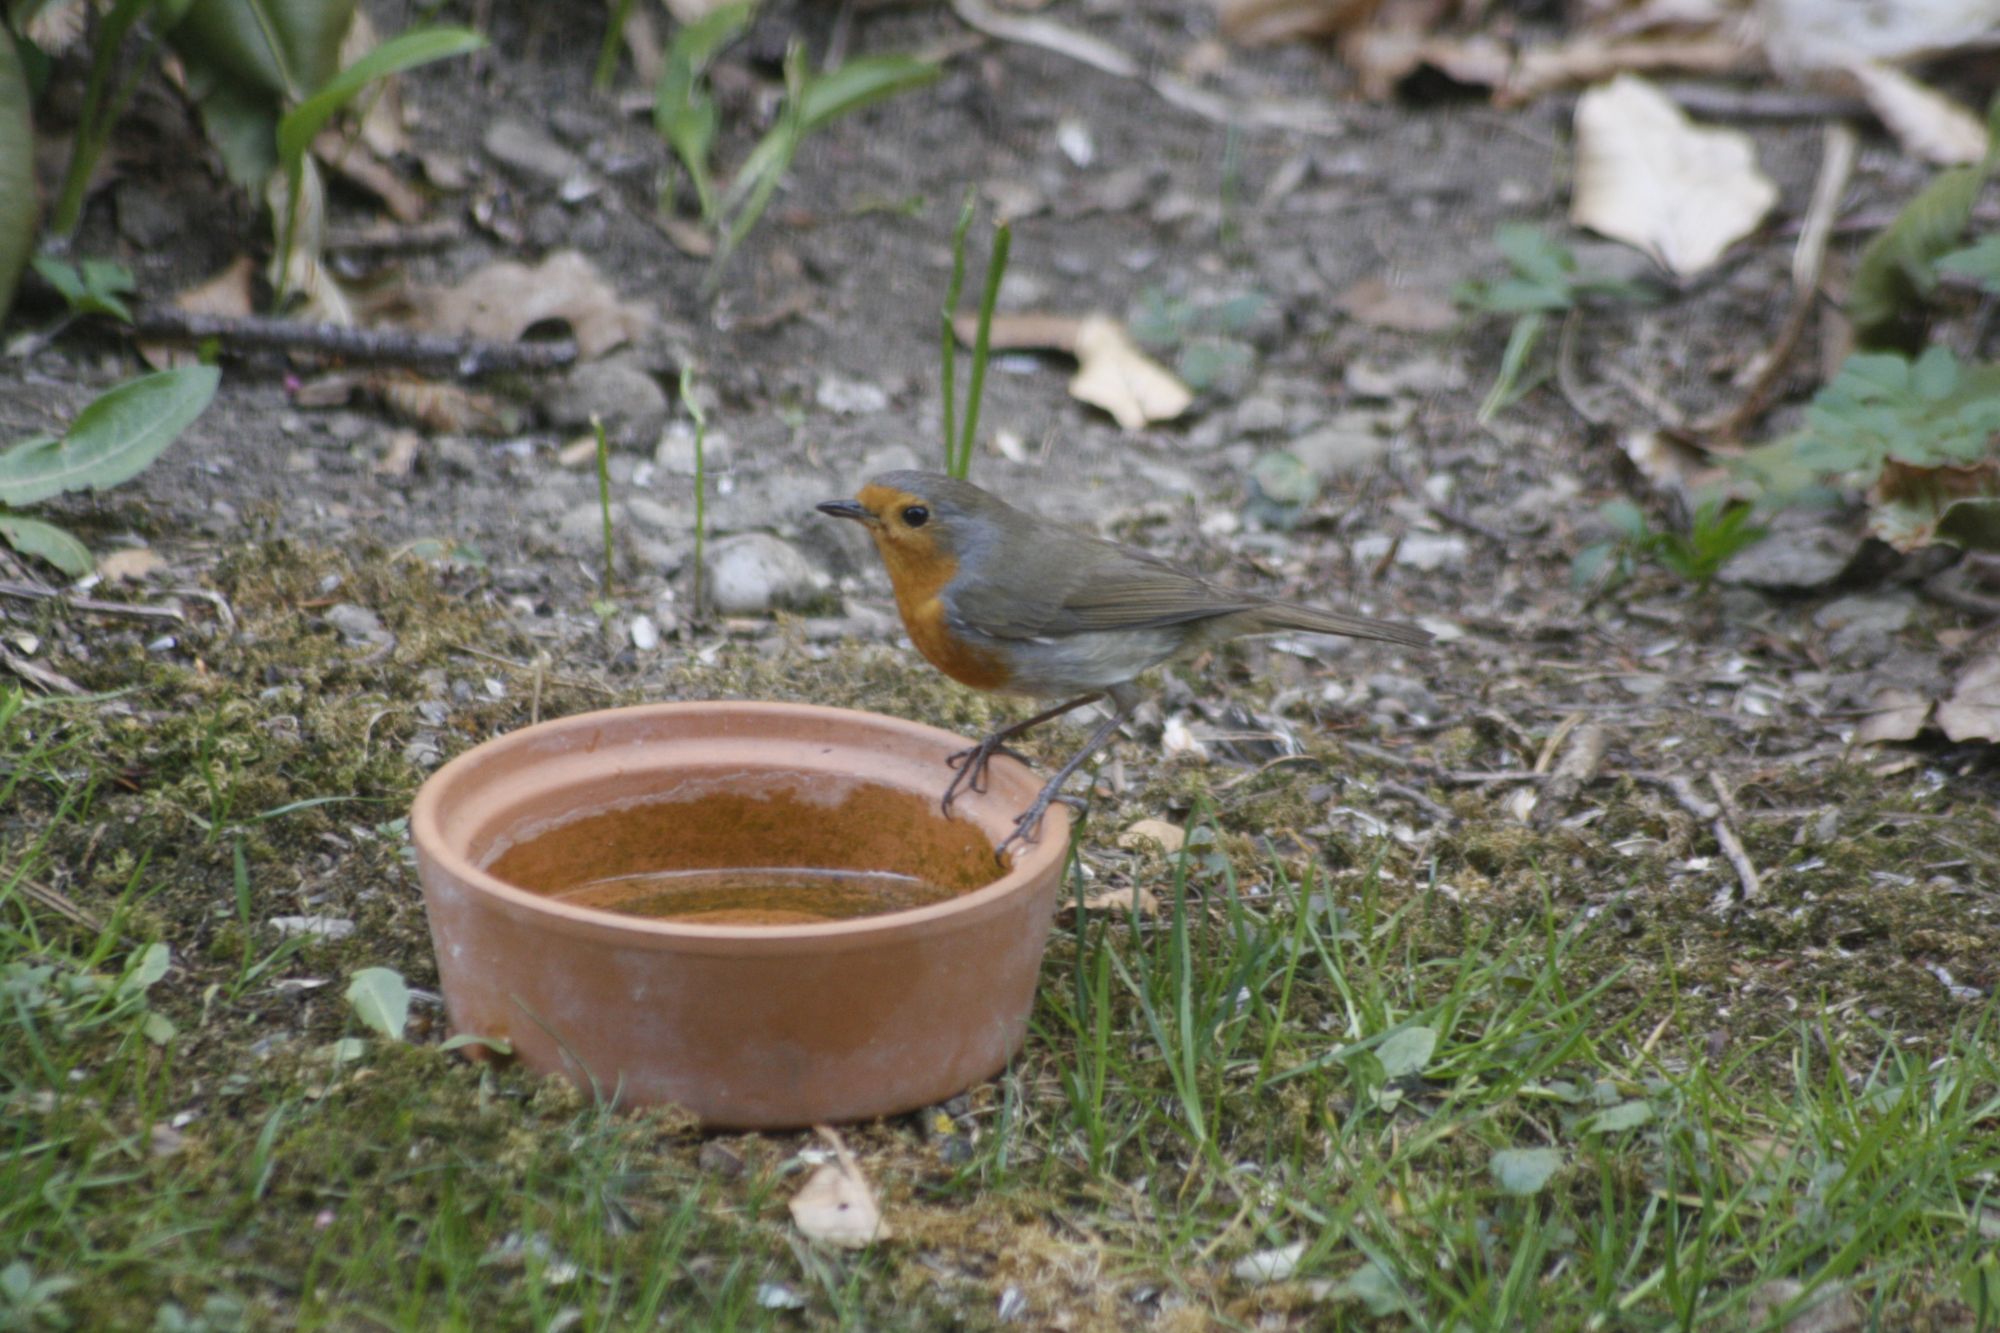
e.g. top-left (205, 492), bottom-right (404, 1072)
top-left (874, 544), bottom-right (1011, 692)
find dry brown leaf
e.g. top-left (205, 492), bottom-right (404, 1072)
top-left (96, 548), bottom-right (166, 583)
top-left (655, 215), bottom-right (715, 258)
top-left (1936, 654), bottom-right (2000, 744)
top-left (1218, 0), bottom-right (1381, 46)
top-left (417, 251), bottom-right (651, 359)
top-left (1504, 35), bottom-right (1751, 102)
top-left (139, 257), bottom-right (256, 370)
top-left (314, 128), bottom-right (426, 223)
top-left (1571, 74), bottom-right (1777, 276)
top-left (1335, 277), bottom-right (1459, 332)
top-left (373, 431), bottom-right (423, 477)
top-left (948, 312), bottom-right (1189, 429)
top-left (1070, 316), bottom-right (1193, 431)
top-left (1856, 686), bottom-right (1932, 744)
top-left (1118, 818), bottom-right (1187, 854)
top-left (951, 311), bottom-right (1082, 352)
top-left (788, 1127), bottom-right (886, 1249)
top-left (1844, 61), bottom-right (1987, 165)
top-left (372, 375), bottom-right (515, 435)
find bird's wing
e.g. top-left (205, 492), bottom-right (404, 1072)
top-left (950, 535), bottom-right (1251, 640)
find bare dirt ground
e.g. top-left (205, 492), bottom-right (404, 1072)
top-left (5, 0), bottom-right (2000, 1328)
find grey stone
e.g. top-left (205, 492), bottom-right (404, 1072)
top-left (325, 603), bottom-right (393, 652)
top-left (1289, 424), bottom-right (1387, 477)
top-left (1815, 591), bottom-right (1915, 664)
top-left (704, 533), bottom-right (833, 616)
top-left (1719, 517), bottom-right (1861, 590)
top-left (815, 373), bottom-right (889, 416)
top-left (858, 443), bottom-right (922, 478)
top-left (484, 118), bottom-right (584, 185)
top-left (544, 357), bottom-right (668, 446)
top-left (1232, 395), bottom-right (1287, 435)
top-left (1367, 673), bottom-right (1438, 718)
top-left (654, 422), bottom-right (733, 476)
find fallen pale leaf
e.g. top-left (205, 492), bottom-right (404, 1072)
top-left (96, 547), bottom-right (166, 582)
top-left (1619, 428), bottom-right (1730, 499)
top-left (1571, 74), bottom-right (1777, 275)
top-left (1118, 818), bottom-right (1187, 854)
top-left (1069, 315), bottom-right (1193, 431)
top-left (1232, 1241), bottom-right (1305, 1283)
top-left (1936, 654), bottom-right (2000, 744)
top-left (1074, 886), bottom-right (1161, 918)
top-left (788, 1126), bottom-right (886, 1248)
top-left (1844, 61), bottom-right (1987, 166)
top-left (1856, 686), bottom-right (1931, 744)
top-left (418, 250), bottom-right (651, 359)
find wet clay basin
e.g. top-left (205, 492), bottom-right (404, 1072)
top-left (409, 702), bottom-right (1070, 1129)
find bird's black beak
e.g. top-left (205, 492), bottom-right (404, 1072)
top-left (816, 499), bottom-right (872, 524)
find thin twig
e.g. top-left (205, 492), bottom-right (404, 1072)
top-left (0, 578), bottom-right (187, 622)
top-left (1700, 123), bottom-right (1856, 442)
top-left (129, 308), bottom-right (577, 377)
top-left (0, 646), bottom-right (84, 694)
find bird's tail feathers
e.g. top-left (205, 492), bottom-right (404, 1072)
top-left (1236, 602), bottom-right (1432, 648)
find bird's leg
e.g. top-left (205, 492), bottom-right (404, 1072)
top-left (941, 693), bottom-right (1103, 816)
top-left (992, 699), bottom-right (1134, 863)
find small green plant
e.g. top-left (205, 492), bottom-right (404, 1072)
top-left (1846, 93), bottom-right (1999, 347)
top-left (679, 366), bottom-right (710, 619)
top-left (1737, 346), bottom-right (2000, 553)
top-left (1573, 497), bottom-right (1767, 593)
top-left (940, 197), bottom-right (1010, 479)
top-left (29, 255), bottom-right (136, 321)
top-left (0, 364), bottom-right (219, 576)
top-left (591, 413), bottom-right (617, 613)
top-left (271, 25), bottom-right (486, 302)
top-left (0, 1259), bottom-right (79, 1330)
top-left (1129, 287), bottom-right (1265, 393)
top-left (1457, 224), bottom-right (1654, 422)
top-left (650, 9), bottom-right (936, 291)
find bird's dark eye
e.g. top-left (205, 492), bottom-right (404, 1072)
top-left (901, 505), bottom-right (929, 528)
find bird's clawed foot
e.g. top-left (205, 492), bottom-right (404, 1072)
top-left (941, 734), bottom-right (1029, 815)
top-left (993, 791), bottom-right (1087, 864)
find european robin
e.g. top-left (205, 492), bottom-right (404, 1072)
top-left (818, 470), bottom-right (1430, 857)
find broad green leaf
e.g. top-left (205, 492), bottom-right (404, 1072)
top-left (653, 3), bottom-right (750, 222)
top-left (1494, 223), bottom-right (1575, 286)
top-left (1491, 1146), bottom-right (1564, 1195)
top-left (194, 76), bottom-right (280, 189)
top-left (1849, 165), bottom-right (1984, 343)
top-left (1936, 497), bottom-right (2000, 551)
top-left (345, 966), bottom-right (409, 1040)
top-left (121, 941), bottom-right (172, 994)
top-left (0, 513), bottom-right (91, 576)
top-left (1476, 310), bottom-right (1546, 423)
top-left (725, 53), bottom-right (936, 217)
top-left (29, 255), bottom-right (136, 321)
top-left (0, 32), bottom-right (34, 321)
top-left (795, 53), bottom-right (937, 131)
top-left (142, 1010), bottom-right (178, 1044)
top-left (277, 26), bottom-right (485, 172)
top-left (170, 0), bottom-right (357, 102)
top-left (1584, 1099), bottom-right (1654, 1134)
top-left (1940, 235), bottom-right (2000, 293)
top-left (1375, 1025), bottom-right (1437, 1079)
top-left (0, 366), bottom-right (220, 505)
